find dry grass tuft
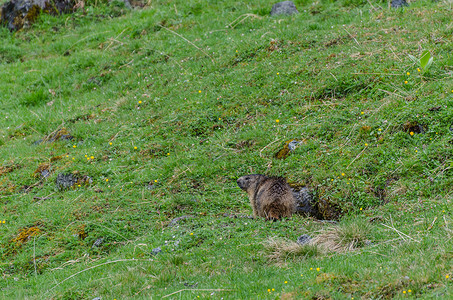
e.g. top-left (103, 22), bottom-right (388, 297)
top-left (311, 220), bottom-right (371, 253)
top-left (264, 220), bottom-right (371, 263)
top-left (263, 237), bottom-right (318, 264)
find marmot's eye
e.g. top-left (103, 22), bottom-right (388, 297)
top-left (245, 177), bottom-right (250, 180)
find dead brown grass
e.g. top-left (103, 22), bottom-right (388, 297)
top-left (311, 221), bottom-right (370, 253)
top-left (264, 220), bottom-right (371, 263)
top-left (263, 237), bottom-right (318, 265)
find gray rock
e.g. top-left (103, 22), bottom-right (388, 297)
top-left (56, 173), bottom-right (78, 190)
top-left (287, 140), bottom-right (302, 151)
top-left (0, 0), bottom-right (75, 31)
top-left (168, 215), bottom-right (194, 227)
top-left (92, 238), bottom-right (104, 248)
top-left (296, 234), bottom-right (312, 245)
top-left (92, 298), bottom-right (102, 300)
top-left (391, 0), bottom-right (408, 8)
top-left (40, 169), bottom-right (50, 179)
top-left (292, 187), bottom-right (319, 218)
top-left (270, 1), bottom-right (298, 16)
top-left (56, 173), bottom-right (92, 190)
top-left (151, 247), bottom-right (161, 256)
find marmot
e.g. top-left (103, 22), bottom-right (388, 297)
top-left (237, 174), bottom-right (296, 220)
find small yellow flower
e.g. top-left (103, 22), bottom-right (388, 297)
top-left (85, 155), bottom-right (87, 157)
top-left (310, 268), bottom-right (313, 270)
top-left (284, 281), bottom-right (288, 284)
top-left (403, 291), bottom-right (406, 294)
top-left (406, 72), bottom-right (410, 76)
top-left (198, 90), bottom-right (201, 93)
top-left (361, 112), bottom-right (364, 115)
top-left (87, 157), bottom-right (90, 160)
top-left (316, 268), bottom-right (320, 271)
top-left (105, 179), bottom-right (109, 182)
top-left (167, 153), bottom-right (170, 155)
top-left (378, 128), bottom-right (382, 131)
top-left (2, 220), bottom-right (5, 223)
top-left (78, 184), bottom-right (81, 187)
top-left (109, 142), bottom-right (112, 145)
top-left (277, 72), bottom-right (279, 75)
top-left (219, 117), bottom-right (222, 120)
top-left (267, 289), bottom-right (271, 292)
top-left (120, 188), bottom-right (122, 191)
top-left (410, 132), bottom-right (414, 136)
top-left (360, 208), bottom-right (363, 211)
top-left (154, 180), bottom-right (158, 183)
top-left (301, 274), bottom-right (303, 276)
top-left (134, 146), bottom-right (137, 150)
top-left (276, 119), bottom-right (279, 123)
top-left (446, 274), bottom-right (450, 279)
top-left (66, 155), bottom-right (69, 157)
top-left (415, 150), bottom-right (418, 153)
top-left (236, 50), bottom-right (238, 53)
top-left (138, 101), bottom-right (142, 104)
top-left (73, 145), bottom-right (77, 148)
top-left (404, 81), bottom-right (408, 84)
top-left (72, 157), bottom-right (75, 160)
top-left (341, 173), bottom-right (345, 176)
top-left (272, 288), bottom-right (275, 291)
top-left (331, 179), bottom-right (334, 181)
top-left (408, 290), bottom-right (412, 293)
top-left (365, 143), bottom-right (368, 146)
top-left (417, 68), bottom-right (421, 72)
top-left (90, 156), bottom-right (94, 159)
top-left (190, 232), bottom-right (193, 236)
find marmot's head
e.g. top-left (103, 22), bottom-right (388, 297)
top-left (237, 174), bottom-right (266, 192)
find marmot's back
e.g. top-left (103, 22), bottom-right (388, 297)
top-left (237, 174), bottom-right (296, 220)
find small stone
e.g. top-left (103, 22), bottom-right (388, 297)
top-left (40, 169), bottom-right (50, 179)
top-left (92, 238), bottom-right (104, 248)
top-left (296, 234), bottom-right (312, 245)
top-left (270, 1), bottom-right (298, 16)
top-left (168, 215), bottom-right (194, 227)
top-left (56, 173), bottom-right (78, 190)
top-left (92, 298), bottom-right (102, 300)
top-left (151, 247), bottom-right (162, 256)
top-left (391, 0), bottom-right (408, 8)
top-left (287, 140), bottom-right (302, 151)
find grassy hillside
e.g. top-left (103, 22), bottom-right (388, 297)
top-left (0, 0), bottom-right (452, 298)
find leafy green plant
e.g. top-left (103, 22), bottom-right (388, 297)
top-left (409, 50), bottom-right (434, 74)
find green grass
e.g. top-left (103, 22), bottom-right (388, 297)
top-left (0, 0), bottom-right (452, 298)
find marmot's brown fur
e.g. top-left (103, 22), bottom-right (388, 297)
top-left (237, 174), bottom-right (296, 220)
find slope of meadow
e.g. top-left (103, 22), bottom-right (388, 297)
top-left (0, 0), bottom-right (452, 299)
